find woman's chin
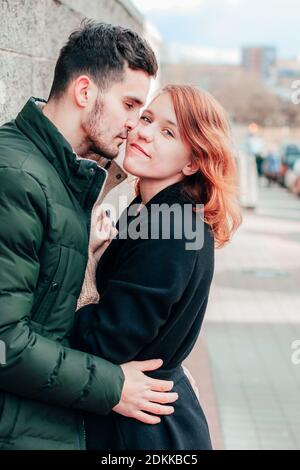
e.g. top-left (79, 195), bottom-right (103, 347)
top-left (123, 157), bottom-right (146, 177)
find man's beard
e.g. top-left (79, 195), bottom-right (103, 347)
top-left (82, 97), bottom-right (121, 160)
top-left (89, 138), bottom-right (120, 160)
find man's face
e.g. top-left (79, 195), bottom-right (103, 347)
top-left (83, 66), bottom-right (151, 160)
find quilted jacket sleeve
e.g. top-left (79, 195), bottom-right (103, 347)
top-left (0, 168), bottom-right (124, 416)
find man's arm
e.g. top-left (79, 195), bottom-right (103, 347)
top-left (0, 167), bottom-right (126, 415)
top-left (0, 168), bottom-right (179, 424)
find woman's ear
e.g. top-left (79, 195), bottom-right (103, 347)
top-left (182, 159), bottom-right (199, 176)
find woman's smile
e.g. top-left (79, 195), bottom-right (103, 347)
top-left (129, 142), bottom-right (151, 158)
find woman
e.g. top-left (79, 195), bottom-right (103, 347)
top-left (71, 85), bottom-right (242, 450)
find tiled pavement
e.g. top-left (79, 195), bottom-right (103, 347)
top-left (184, 182), bottom-right (300, 450)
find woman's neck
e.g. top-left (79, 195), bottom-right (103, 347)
top-left (139, 175), bottom-right (183, 205)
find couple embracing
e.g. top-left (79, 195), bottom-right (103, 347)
top-left (0, 21), bottom-right (241, 450)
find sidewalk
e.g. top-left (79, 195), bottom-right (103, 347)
top-left (184, 182), bottom-right (300, 450)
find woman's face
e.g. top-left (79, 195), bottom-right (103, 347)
top-left (123, 92), bottom-right (193, 181)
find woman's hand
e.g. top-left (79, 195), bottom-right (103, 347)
top-left (76, 207), bottom-right (117, 310)
top-left (89, 206), bottom-right (118, 263)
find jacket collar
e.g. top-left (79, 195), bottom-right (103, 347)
top-left (80, 154), bottom-right (128, 205)
top-left (15, 97), bottom-right (127, 206)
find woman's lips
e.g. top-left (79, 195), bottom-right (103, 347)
top-left (130, 143), bottom-right (150, 158)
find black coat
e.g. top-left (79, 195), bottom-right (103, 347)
top-left (71, 181), bottom-right (215, 450)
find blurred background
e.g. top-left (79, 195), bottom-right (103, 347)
top-left (1, 0), bottom-right (300, 450)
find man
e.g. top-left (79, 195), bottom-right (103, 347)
top-left (0, 21), bottom-right (178, 450)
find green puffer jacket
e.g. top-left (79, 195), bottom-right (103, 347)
top-left (0, 97), bottom-right (125, 449)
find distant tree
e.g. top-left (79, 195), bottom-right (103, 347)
top-left (161, 63), bottom-right (300, 127)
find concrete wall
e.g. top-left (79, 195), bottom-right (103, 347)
top-left (0, 0), bottom-right (144, 124)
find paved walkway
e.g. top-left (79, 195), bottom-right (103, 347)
top-left (184, 182), bottom-right (300, 450)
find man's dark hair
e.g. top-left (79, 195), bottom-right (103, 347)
top-left (48, 20), bottom-right (158, 99)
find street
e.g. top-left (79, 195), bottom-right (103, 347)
top-left (184, 181), bottom-right (300, 450)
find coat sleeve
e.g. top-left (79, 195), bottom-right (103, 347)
top-left (71, 233), bottom-right (199, 364)
top-left (0, 168), bottom-right (124, 416)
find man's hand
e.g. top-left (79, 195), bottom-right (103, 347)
top-left (113, 359), bottom-right (179, 424)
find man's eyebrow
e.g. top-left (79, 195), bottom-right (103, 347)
top-left (125, 96), bottom-right (144, 106)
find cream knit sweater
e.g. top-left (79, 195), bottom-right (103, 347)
top-left (76, 251), bottom-right (99, 311)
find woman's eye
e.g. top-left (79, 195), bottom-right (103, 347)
top-left (126, 103), bottom-right (134, 109)
top-left (140, 115), bottom-right (151, 123)
top-left (163, 129), bottom-right (174, 138)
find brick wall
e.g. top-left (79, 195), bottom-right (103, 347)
top-left (0, 0), bottom-right (143, 124)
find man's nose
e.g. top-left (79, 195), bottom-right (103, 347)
top-left (125, 113), bottom-right (140, 132)
top-left (125, 120), bottom-right (134, 132)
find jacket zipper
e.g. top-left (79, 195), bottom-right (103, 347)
top-left (32, 247), bottom-right (63, 324)
top-left (84, 165), bottom-right (108, 237)
top-left (76, 414), bottom-right (86, 450)
top-left (82, 418), bottom-right (87, 449)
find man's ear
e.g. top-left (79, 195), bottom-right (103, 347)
top-left (182, 159), bottom-right (199, 176)
top-left (73, 75), bottom-right (95, 108)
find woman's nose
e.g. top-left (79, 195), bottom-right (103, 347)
top-left (137, 125), bottom-right (153, 142)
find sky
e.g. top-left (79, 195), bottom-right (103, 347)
top-left (132, 0), bottom-right (300, 64)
